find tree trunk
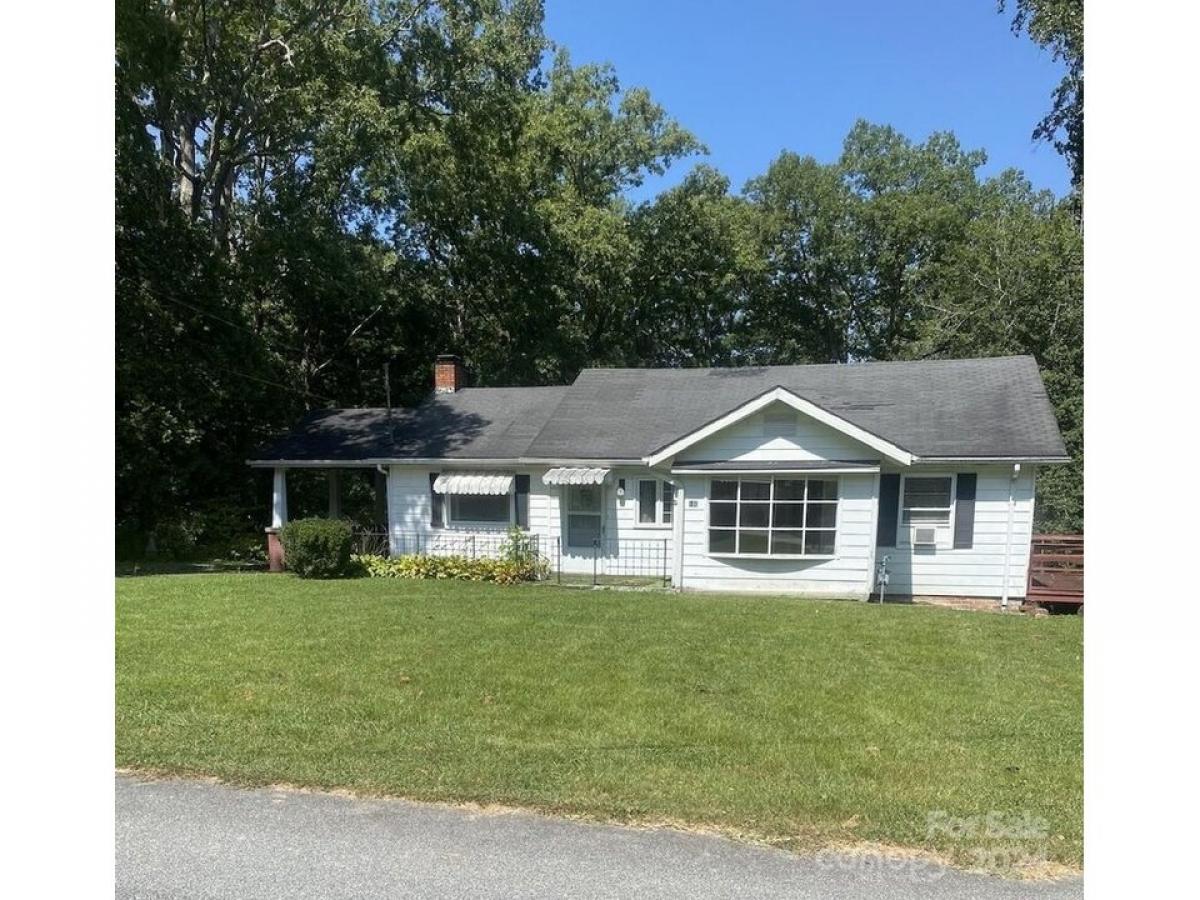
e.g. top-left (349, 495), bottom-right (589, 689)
top-left (176, 120), bottom-right (198, 218)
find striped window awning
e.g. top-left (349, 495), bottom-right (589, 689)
top-left (432, 472), bottom-right (514, 495)
top-left (542, 467), bottom-right (610, 486)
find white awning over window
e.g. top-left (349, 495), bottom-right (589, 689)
top-left (432, 472), bottom-right (514, 495)
top-left (542, 467), bottom-right (610, 486)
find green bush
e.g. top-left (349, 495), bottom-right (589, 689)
top-left (353, 550), bottom-right (548, 585)
top-left (280, 518), bottom-right (354, 578)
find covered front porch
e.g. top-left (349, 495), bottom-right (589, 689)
top-left (264, 465), bottom-right (388, 570)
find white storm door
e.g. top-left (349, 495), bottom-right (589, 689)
top-left (566, 484), bottom-right (603, 549)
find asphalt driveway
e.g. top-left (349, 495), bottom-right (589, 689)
top-left (116, 774), bottom-right (1081, 899)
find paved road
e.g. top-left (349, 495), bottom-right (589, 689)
top-left (116, 774), bottom-right (1081, 899)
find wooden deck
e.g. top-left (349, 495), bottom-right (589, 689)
top-left (1026, 534), bottom-right (1083, 606)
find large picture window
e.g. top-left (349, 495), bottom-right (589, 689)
top-left (448, 492), bottom-right (511, 525)
top-left (708, 478), bottom-right (838, 556)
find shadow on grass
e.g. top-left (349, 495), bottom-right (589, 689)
top-left (116, 560), bottom-right (267, 577)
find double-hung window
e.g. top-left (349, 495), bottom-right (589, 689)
top-left (900, 475), bottom-right (954, 546)
top-left (707, 477), bottom-right (838, 556)
top-left (637, 479), bottom-right (674, 527)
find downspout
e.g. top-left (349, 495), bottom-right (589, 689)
top-left (864, 471), bottom-right (881, 602)
top-left (1000, 463), bottom-right (1021, 610)
top-left (666, 475), bottom-right (685, 591)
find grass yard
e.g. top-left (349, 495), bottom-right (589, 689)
top-left (116, 574), bottom-right (1082, 872)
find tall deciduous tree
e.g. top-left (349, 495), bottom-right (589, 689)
top-left (627, 165), bottom-right (757, 366)
top-left (1002, 0), bottom-right (1083, 189)
top-left (912, 173), bottom-right (1083, 531)
top-left (116, 2), bottom-right (1083, 545)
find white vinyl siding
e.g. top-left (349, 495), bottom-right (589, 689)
top-left (681, 400), bottom-right (870, 464)
top-left (388, 467), bottom-right (547, 549)
top-left (385, 457), bottom-right (1037, 601)
top-left (879, 465), bottom-right (1036, 600)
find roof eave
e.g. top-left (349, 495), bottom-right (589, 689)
top-left (246, 456), bottom-right (646, 468)
top-left (910, 455), bottom-right (1071, 465)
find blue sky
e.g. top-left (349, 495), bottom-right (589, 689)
top-left (543, 0), bottom-right (1069, 201)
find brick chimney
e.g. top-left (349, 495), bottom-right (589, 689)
top-left (434, 354), bottom-right (465, 393)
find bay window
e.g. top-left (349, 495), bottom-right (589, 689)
top-left (708, 477), bottom-right (838, 556)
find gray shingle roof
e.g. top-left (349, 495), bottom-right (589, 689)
top-left (250, 386), bottom-right (569, 461)
top-left (529, 356), bottom-right (1067, 460)
top-left (250, 356), bottom-right (1068, 464)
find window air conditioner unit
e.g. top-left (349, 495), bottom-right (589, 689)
top-left (912, 526), bottom-right (938, 547)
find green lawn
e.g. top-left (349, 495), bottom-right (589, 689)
top-left (116, 574), bottom-right (1082, 871)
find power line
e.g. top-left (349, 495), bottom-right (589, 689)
top-left (129, 290), bottom-right (338, 405)
top-left (208, 363), bottom-right (336, 406)
top-left (117, 275), bottom-right (306, 356)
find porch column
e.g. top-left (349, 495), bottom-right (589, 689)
top-left (272, 468), bottom-right (289, 527)
top-left (327, 470), bottom-right (342, 519)
top-left (670, 477), bottom-right (685, 590)
top-left (267, 467), bottom-right (288, 573)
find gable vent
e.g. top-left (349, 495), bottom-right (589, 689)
top-left (762, 407), bottom-right (797, 437)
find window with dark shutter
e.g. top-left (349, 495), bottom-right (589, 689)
top-left (953, 473), bottom-right (977, 549)
top-left (876, 474), bottom-right (900, 547)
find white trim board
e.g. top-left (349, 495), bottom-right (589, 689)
top-left (247, 456), bottom-right (642, 468)
top-left (671, 466), bottom-right (879, 475)
top-left (643, 386), bottom-right (914, 468)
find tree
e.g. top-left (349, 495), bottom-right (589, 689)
top-left (738, 123), bottom-right (987, 364)
top-left (377, 48), bottom-right (701, 384)
top-left (115, 1), bottom-right (701, 540)
top-left (627, 165), bottom-right (757, 366)
top-left (911, 172), bottom-right (1082, 531)
top-left (1002, 0), bottom-right (1083, 189)
top-left (115, 3), bottom-right (1083, 543)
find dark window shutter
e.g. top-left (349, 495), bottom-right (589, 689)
top-left (876, 474), bottom-right (900, 547)
top-left (953, 473), bottom-right (977, 549)
top-left (429, 473), bottom-right (443, 528)
top-left (514, 474), bottom-right (530, 528)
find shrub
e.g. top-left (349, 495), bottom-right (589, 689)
top-left (499, 526), bottom-right (539, 566)
top-left (280, 518), bottom-right (354, 578)
top-left (353, 550), bottom-right (548, 585)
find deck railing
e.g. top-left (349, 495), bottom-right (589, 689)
top-left (1026, 534), bottom-right (1083, 606)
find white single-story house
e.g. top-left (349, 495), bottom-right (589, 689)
top-left (250, 354), bottom-right (1069, 607)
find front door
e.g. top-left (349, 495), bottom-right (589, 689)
top-left (566, 484), bottom-right (603, 550)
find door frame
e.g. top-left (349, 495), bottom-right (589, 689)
top-left (563, 482), bottom-right (605, 550)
